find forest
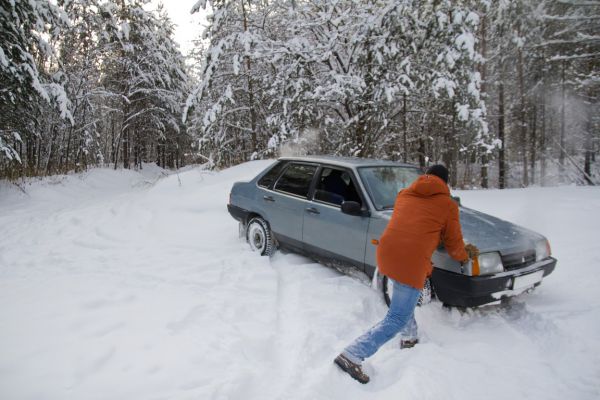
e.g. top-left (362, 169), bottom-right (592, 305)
top-left (1, 0), bottom-right (598, 188)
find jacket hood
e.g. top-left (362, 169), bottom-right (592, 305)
top-left (405, 174), bottom-right (449, 197)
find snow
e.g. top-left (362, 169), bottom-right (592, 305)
top-left (1, 163), bottom-right (599, 399)
top-left (190, 0), bottom-right (208, 14)
top-left (433, 77), bottom-right (456, 98)
top-left (120, 22), bottom-right (130, 41)
top-left (233, 54), bottom-right (240, 75)
top-left (455, 32), bottom-right (475, 59)
top-left (0, 137), bottom-right (21, 162)
top-left (456, 103), bottom-right (470, 121)
top-left (465, 11), bottom-right (479, 26)
top-left (267, 135), bottom-right (278, 149)
top-left (0, 47), bottom-right (8, 67)
top-left (46, 83), bottom-right (74, 124)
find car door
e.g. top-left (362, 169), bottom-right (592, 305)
top-left (263, 162), bottom-right (318, 251)
top-left (302, 166), bottom-right (370, 270)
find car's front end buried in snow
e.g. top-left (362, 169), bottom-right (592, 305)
top-left (431, 256), bottom-right (557, 308)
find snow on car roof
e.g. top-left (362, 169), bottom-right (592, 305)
top-left (278, 155), bottom-right (419, 169)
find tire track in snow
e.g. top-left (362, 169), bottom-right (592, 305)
top-left (270, 252), bottom-right (310, 398)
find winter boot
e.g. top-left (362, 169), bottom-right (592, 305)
top-left (400, 338), bottom-right (419, 349)
top-left (334, 354), bottom-right (370, 384)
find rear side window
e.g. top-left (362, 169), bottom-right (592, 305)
top-left (258, 161), bottom-right (287, 188)
top-left (274, 164), bottom-right (317, 198)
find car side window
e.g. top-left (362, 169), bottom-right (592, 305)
top-left (274, 163), bottom-right (317, 198)
top-left (314, 167), bottom-right (362, 207)
top-left (258, 161), bottom-right (287, 188)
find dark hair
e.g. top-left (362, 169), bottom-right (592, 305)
top-left (426, 164), bottom-right (449, 183)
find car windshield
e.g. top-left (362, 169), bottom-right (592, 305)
top-left (358, 166), bottom-right (421, 210)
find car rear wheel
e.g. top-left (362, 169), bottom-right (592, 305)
top-left (382, 276), bottom-right (434, 307)
top-left (246, 217), bottom-right (274, 256)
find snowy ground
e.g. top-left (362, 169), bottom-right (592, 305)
top-left (1, 162), bottom-right (599, 400)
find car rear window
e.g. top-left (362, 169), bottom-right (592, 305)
top-left (258, 161), bottom-right (287, 188)
top-left (274, 163), bottom-right (317, 198)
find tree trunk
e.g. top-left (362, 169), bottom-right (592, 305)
top-left (584, 133), bottom-right (593, 185)
top-left (122, 104), bottom-right (130, 169)
top-left (450, 112), bottom-right (458, 188)
top-left (241, 0), bottom-right (257, 157)
top-left (27, 135), bottom-right (35, 173)
top-left (111, 118), bottom-right (116, 165)
top-left (113, 119), bottom-right (122, 170)
top-left (583, 61), bottom-right (594, 185)
top-left (559, 60), bottom-right (566, 178)
top-left (36, 136), bottom-right (41, 172)
top-left (517, 48), bottom-right (528, 187)
top-left (45, 125), bottom-right (58, 175)
top-left (479, 13), bottom-right (488, 188)
top-left (65, 126), bottom-right (73, 172)
top-left (498, 81), bottom-right (506, 189)
top-left (123, 129), bottom-right (129, 169)
top-left (584, 100), bottom-right (594, 185)
top-left (530, 101), bottom-right (537, 185)
top-left (540, 80), bottom-right (547, 186)
top-left (418, 116), bottom-right (426, 169)
top-left (403, 93), bottom-right (408, 163)
top-left (58, 127), bottom-right (66, 172)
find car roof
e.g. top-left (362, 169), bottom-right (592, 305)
top-left (278, 155), bottom-right (420, 169)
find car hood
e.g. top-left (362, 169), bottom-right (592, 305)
top-left (377, 207), bottom-right (544, 255)
top-left (459, 207), bottom-right (544, 254)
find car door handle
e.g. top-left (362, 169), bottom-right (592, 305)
top-left (305, 207), bottom-right (320, 215)
top-left (263, 195), bottom-right (275, 202)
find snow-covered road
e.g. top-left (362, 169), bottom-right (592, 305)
top-left (1, 162), bottom-right (599, 400)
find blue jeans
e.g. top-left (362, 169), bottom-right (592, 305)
top-left (343, 279), bottom-right (421, 363)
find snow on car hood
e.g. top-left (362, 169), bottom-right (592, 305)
top-left (459, 207), bottom-right (543, 255)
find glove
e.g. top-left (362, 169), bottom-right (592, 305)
top-left (465, 243), bottom-right (480, 260)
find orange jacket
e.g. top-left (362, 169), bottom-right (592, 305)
top-left (376, 174), bottom-right (468, 290)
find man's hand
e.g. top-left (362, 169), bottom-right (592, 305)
top-left (465, 243), bottom-right (480, 260)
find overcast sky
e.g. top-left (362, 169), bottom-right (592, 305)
top-left (147, 1), bottom-right (210, 56)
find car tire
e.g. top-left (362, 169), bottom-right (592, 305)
top-left (246, 216), bottom-right (274, 256)
top-left (382, 276), bottom-right (434, 307)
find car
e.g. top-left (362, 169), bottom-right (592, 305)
top-left (227, 156), bottom-right (557, 308)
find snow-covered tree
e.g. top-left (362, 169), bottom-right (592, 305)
top-left (0, 0), bottom-right (71, 175)
top-left (95, 0), bottom-right (190, 169)
top-left (480, 0), bottom-right (599, 187)
top-left (188, 0), bottom-right (493, 172)
top-left (538, 0), bottom-right (599, 184)
top-left (0, 0), bottom-right (192, 178)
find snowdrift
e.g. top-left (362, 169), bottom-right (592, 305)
top-left (0, 162), bottom-right (598, 400)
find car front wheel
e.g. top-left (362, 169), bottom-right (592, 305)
top-left (246, 217), bottom-right (274, 256)
top-left (382, 276), bottom-right (434, 307)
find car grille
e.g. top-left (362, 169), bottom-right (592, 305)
top-left (502, 250), bottom-right (537, 271)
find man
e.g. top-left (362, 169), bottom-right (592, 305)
top-left (334, 164), bottom-right (478, 384)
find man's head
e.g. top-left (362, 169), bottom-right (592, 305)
top-left (426, 164), bottom-right (449, 184)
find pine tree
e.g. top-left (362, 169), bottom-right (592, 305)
top-left (0, 0), bottom-right (71, 176)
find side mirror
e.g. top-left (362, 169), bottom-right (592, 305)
top-left (451, 196), bottom-right (461, 206)
top-left (341, 201), bottom-right (368, 216)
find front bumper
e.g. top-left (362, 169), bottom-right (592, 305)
top-left (431, 257), bottom-right (557, 307)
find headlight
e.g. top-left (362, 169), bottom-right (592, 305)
top-left (473, 252), bottom-right (504, 276)
top-left (535, 239), bottom-right (551, 261)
